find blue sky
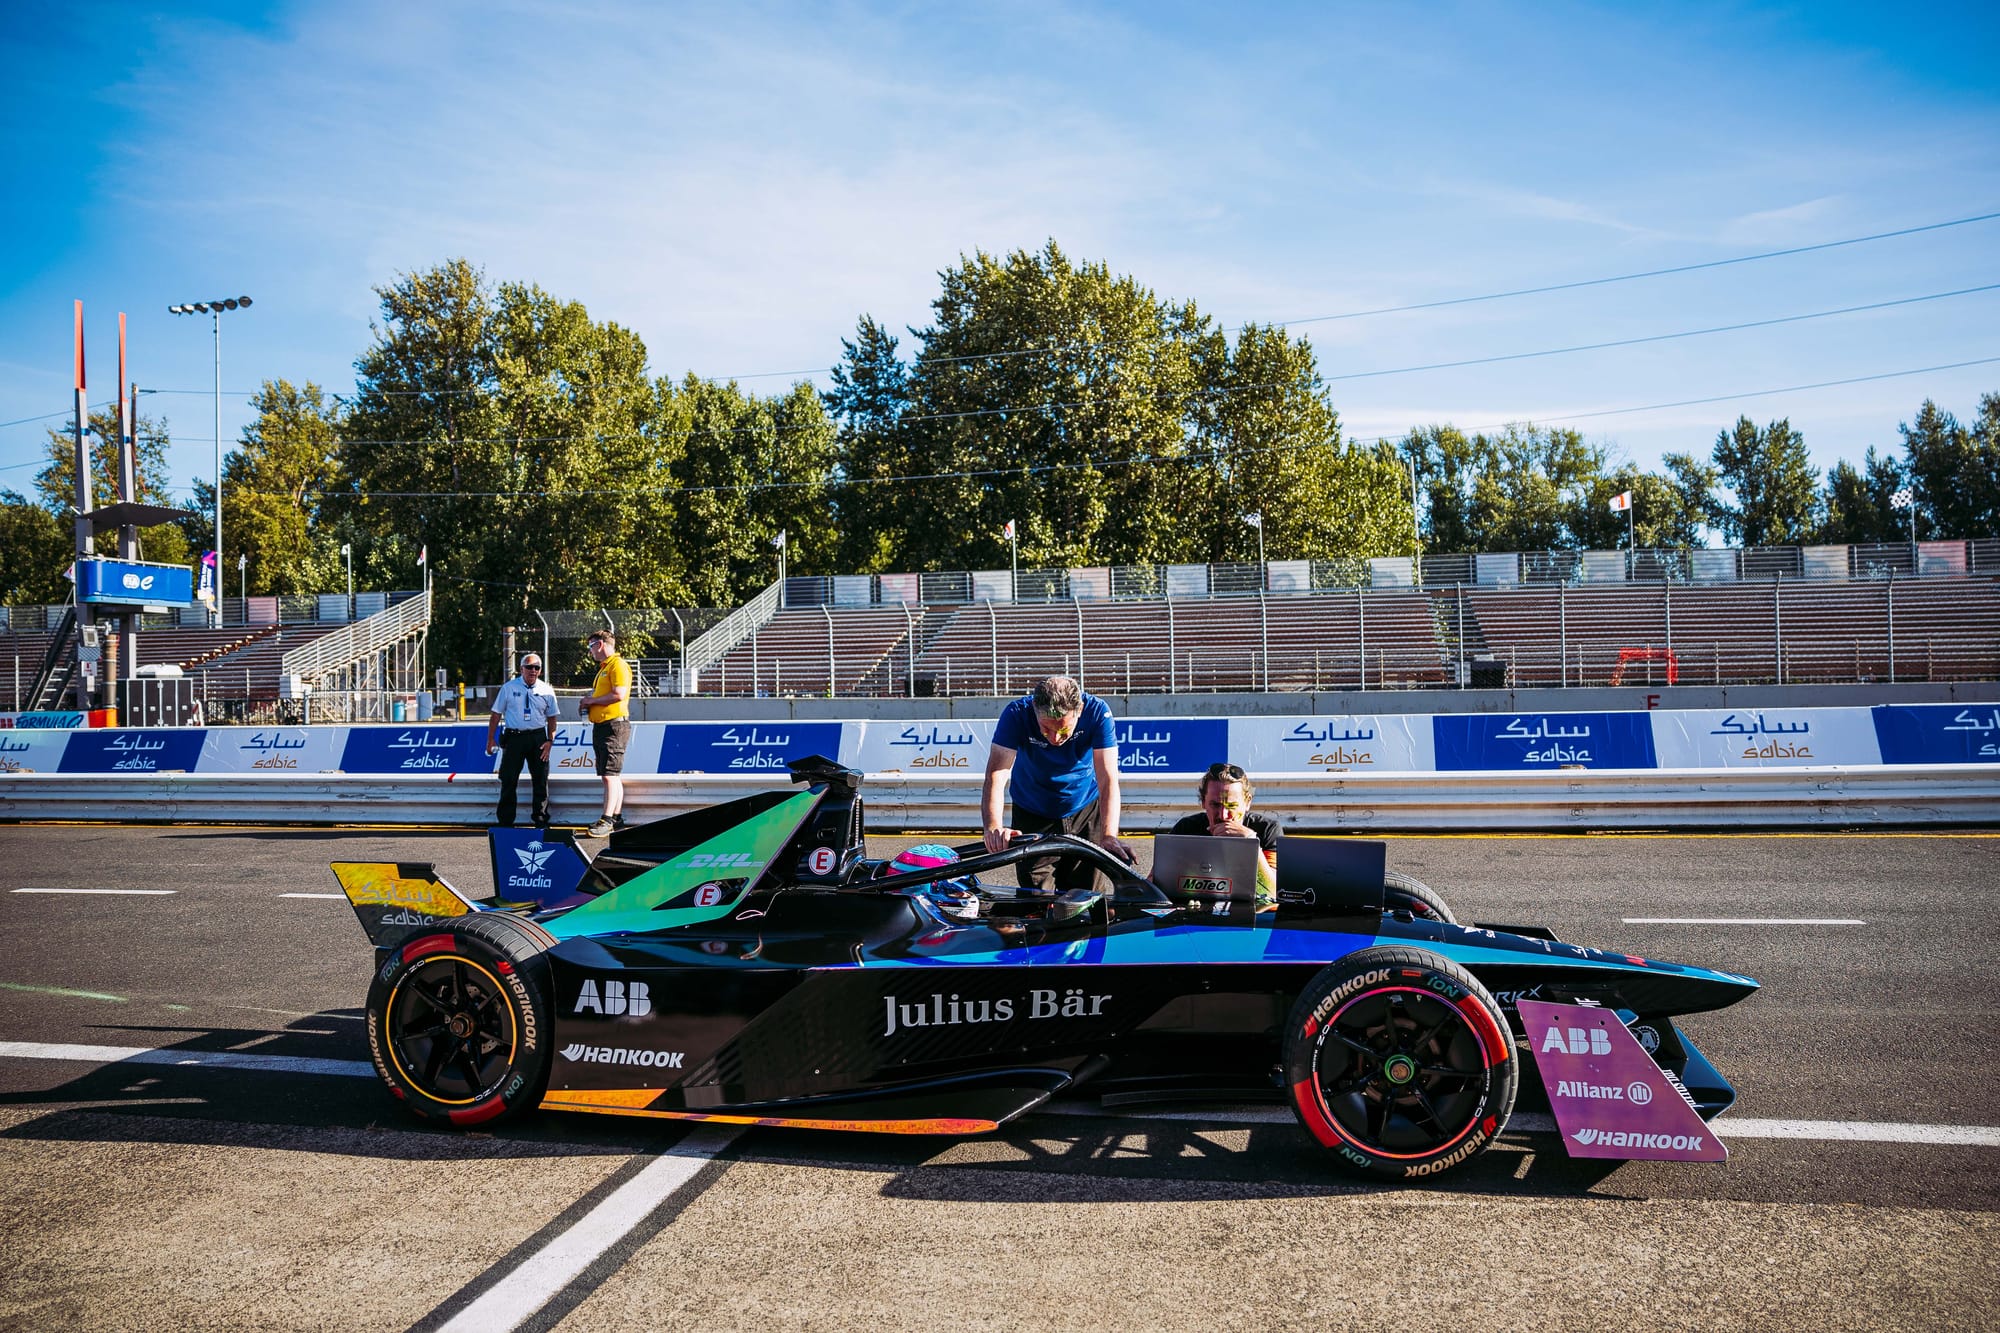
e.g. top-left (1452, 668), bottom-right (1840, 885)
top-left (3, 0), bottom-right (1997, 514)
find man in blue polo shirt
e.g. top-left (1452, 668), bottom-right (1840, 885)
top-left (980, 675), bottom-right (1131, 892)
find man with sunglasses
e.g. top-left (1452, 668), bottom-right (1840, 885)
top-left (486, 652), bottom-right (561, 828)
top-left (1170, 762), bottom-right (1280, 910)
top-left (981, 674), bottom-right (1132, 893)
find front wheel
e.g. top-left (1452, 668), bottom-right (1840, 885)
top-left (365, 914), bottom-right (556, 1127)
top-left (1283, 946), bottom-right (1516, 1180)
top-left (1383, 870), bottom-right (1456, 924)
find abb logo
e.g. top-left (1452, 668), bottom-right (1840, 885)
top-left (1540, 1025), bottom-right (1612, 1056)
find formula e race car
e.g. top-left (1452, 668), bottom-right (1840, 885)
top-left (332, 757), bottom-right (1757, 1181)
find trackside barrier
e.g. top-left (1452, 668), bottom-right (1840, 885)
top-left (1, 767), bottom-right (1996, 831)
top-left (7, 704), bottom-right (2000, 775)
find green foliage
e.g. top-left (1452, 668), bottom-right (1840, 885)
top-left (220, 380), bottom-right (346, 593)
top-left (826, 242), bottom-right (1414, 572)
top-left (1408, 423), bottom-right (1607, 551)
top-left (1818, 447), bottom-right (1907, 544)
top-left (1900, 397), bottom-right (2000, 539)
top-left (35, 404), bottom-right (197, 567)
top-left (0, 490), bottom-right (72, 604)
top-left (1712, 416), bottom-right (1821, 546)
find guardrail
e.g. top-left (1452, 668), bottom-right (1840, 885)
top-left (4, 767), bottom-right (1995, 831)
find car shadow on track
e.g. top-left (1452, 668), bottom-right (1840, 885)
top-left (0, 1012), bottom-right (1650, 1201)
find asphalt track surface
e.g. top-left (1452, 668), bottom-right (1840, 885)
top-left (2, 823), bottom-right (1997, 1331)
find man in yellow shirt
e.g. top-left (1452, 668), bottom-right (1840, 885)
top-left (580, 629), bottom-right (632, 837)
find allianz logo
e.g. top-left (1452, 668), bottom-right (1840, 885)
top-left (1554, 1080), bottom-right (1654, 1104)
top-left (561, 1044), bottom-right (684, 1067)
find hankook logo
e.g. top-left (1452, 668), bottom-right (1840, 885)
top-left (560, 1043), bottom-right (684, 1067)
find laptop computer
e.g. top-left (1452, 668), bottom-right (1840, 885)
top-left (1273, 835), bottom-right (1387, 913)
top-left (1150, 832), bottom-right (1263, 917)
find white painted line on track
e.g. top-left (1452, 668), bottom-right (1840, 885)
top-left (2, 1042), bottom-right (1994, 1150)
top-left (278, 892), bottom-right (346, 899)
top-left (11, 888), bottom-right (176, 895)
top-left (436, 1126), bottom-right (741, 1333)
top-left (0, 1040), bottom-right (371, 1079)
top-left (1621, 917), bottom-right (1865, 925)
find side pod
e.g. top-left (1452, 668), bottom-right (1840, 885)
top-left (331, 862), bottom-right (479, 946)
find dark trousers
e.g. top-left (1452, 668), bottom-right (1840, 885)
top-left (1015, 798), bottom-right (1104, 894)
top-left (497, 730), bottom-right (551, 827)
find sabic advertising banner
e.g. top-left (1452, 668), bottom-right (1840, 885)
top-left (851, 720), bottom-right (994, 774)
top-left (339, 724), bottom-right (493, 774)
top-left (1433, 712), bottom-right (1658, 771)
top-left (1871, 704), bottom-right (2000, 764)
top-left (198, 726), bottom-right (348, 774)
top-left (657, 722), bottom-right (845, 774)
top-left (1114, 718), bottom-right (1227, 772)
top-left (1649, 708), bottom-right (1882, 768)
top-left (0, 729), bottom-right (76, 773)
top-left (1227, 715), bottom-right (1434, 774)
top-left (60, 729), bottom-right (208, 773)
top-left (544, 721), bottom-right (672, 776)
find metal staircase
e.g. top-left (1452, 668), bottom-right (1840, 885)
top-left (281, 591), bottom-right (432, 719)
top-left (676, 581), bottom-right (780, 693)
top-left (25, 605), bottom-right (81, 711)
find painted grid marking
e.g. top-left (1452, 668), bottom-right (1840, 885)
top-left (1621, 917), bottom-right (1865, 925)
top-left (435, 1127), bottom-right (741, 1333)
top-left (11, 888), bottom-right (177, 896)
top-left (278, 892), bottom-right (346, 899)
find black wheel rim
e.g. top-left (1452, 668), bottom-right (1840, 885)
top-left (1315, 985), bottom-right (1491, 1157)
top-left (386, 956), bottom-right (516, 1104)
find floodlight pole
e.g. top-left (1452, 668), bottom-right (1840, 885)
top-left (168, 296), bottom-right (252, 627)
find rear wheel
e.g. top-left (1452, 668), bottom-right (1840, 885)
top-left (1283, 946), bottom-right (1515, 1180)
top-left (366, 914), bottom-right (555, 1127)
top-left (1383, 870), bottom-right (1456, 924)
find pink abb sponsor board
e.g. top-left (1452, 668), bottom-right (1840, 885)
top-left (1517, 999), bottom-right (1727, 1162)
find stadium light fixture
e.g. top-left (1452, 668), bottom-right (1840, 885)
top-left (168, 295), bottom-right (254, 627)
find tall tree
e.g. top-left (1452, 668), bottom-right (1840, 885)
top-left (1818, 446), bottom-right (1907, 544)
top-left (824, 316), bottom-right (911, 573)
top-left (35, 404), bottom-right (196, 566)
top-left (1899, 396), bottom-right (2000, 539)
top-left (219, 380), bottom-right (346, 593)
top-left (1407, 423), bottom-right (1605, 552)
top-left (1712, 415), bottom-right (1820, 546)
top-left (0, 490), bottom-right (72, 604)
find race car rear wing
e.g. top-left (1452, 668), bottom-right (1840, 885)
top-left (330, 862), bottom-right (482, 946)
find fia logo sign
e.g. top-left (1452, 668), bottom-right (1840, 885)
top-left (574, 978), bottom-right (651, 1016)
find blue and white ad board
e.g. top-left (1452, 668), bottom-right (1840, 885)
top-left (199, 727), bottom-right (347, 773)
top-left (1871, 704), bottom-right (2000, 764)
top-left (75, 558), bottom-right (195, 608)
top-left (850, 720), bottom-right (991, 774)
top-left (1433, 712), bottom-right (1658, 770)
top-left (339, 724), bottom-right (493, 774)
top-left (0, 728), bottom-right (75, 772)
top-left (1228, 715), bottom-right (1436, 774)
top-left (1113, 718), bottom-right (1227, 772)
top-left (61, 728), bottom-right (208, 772)
top-left (657, 722), bottom-right (845, 774)
top-left (1649, 708), bottom-right (1881, 768)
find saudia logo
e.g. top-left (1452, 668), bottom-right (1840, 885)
top-left (574, 979), bottom-right (651, 1016)
top-left (1540, 1025), bottom-right (1612, 1056)
top-left (509, 841), bottom-right (556, 889)
top-left (882, 988), bottom-right (1110, 1037)
top-left (560, 1043), bottom-right (684, 1067)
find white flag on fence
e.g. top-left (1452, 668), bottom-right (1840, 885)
top-left (1608, 491), bottom-right (1633, 512)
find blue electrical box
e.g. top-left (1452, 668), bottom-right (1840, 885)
top-left (76, 558), bottom-right (196, 608)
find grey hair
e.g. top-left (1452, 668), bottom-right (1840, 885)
top-left (1031, 675), bottom-right (1083, 717)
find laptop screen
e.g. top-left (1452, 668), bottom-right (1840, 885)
top-left (1273, 835), bottom-right (1386, 913)
top-left (1150, 833), bottom-right (1262, 904)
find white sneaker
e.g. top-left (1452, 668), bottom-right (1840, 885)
top-left (584, 818), bottom-right (614, 838)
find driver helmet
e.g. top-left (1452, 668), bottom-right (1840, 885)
top-left (885, 843), bottom-right (980, 920)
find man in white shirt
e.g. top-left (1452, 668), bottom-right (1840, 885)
top-left (486, 653), bottom-right (561, 827)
